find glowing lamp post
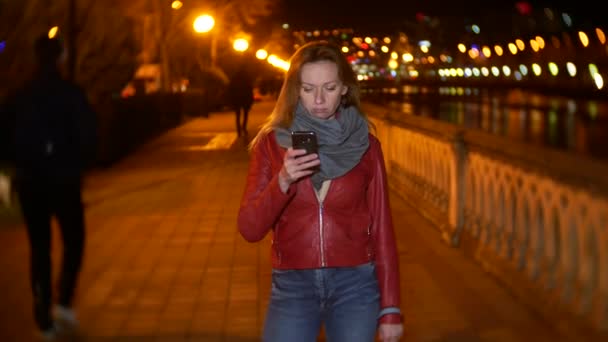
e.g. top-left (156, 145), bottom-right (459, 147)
top-left (193, 15), bottom-right (215, 33)
top-left (193, 14), bottom-right (216, 67)
top-left (233, 38), bottom-right (249, 52)
top-left (256, 49), bottom-right (268, 60)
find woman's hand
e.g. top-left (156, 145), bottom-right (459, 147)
top-left (278, 148), bottom-right (320, 193)
top-left (378, 323), bottom-right (404, 341)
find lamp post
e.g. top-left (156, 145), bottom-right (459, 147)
top-left (193, 14), bottom-right (216, 68)
top-left (233, 38), bottom-right (249, 52)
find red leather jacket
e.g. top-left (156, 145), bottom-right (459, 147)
top-left (238, 132), bottom-right (401, 324)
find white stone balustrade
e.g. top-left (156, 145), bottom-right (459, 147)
top-left (364, 102), bottom-right (608, 335)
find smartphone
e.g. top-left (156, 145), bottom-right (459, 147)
top-left (291, 131), bottom-right (320, 172)
top-left (291, 131), bottom-right (318, 155)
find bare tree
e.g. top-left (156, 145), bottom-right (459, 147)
top-left (0, 0), bottom-right (138, 104)
top-left (122, 0), bottom-right (278, 92)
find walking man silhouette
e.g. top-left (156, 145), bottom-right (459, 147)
top-left (1, 33), bottom-right (97, 340)
top-left (226, 64), bottom-right (255, 137)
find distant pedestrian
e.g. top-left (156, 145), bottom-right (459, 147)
top-left (226, 64), bottom-right (255, 137)
top-left (0, 33), bottom-right (97, 340)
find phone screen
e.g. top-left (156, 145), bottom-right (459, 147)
top-left (291, 131), bottom-right (318, 155)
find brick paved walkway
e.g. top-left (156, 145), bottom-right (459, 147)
top-left (0, 100), bottom-right (578, 341)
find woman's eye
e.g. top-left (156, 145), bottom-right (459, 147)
top-left (326, 87), bottom-right (337, 91)
top-left (302, 88), bottom-right (313, 93)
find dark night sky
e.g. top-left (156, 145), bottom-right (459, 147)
top-left (279, 0), bottom-right (603, 33)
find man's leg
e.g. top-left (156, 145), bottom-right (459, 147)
top-left (235, 107), bottom-right (242, 136)
top-left (242, 104), bottom-right (251, 137)
top-left (53, 180), bottom-right (85, 310)
top-left (16, 180), bottom-right (54, 331)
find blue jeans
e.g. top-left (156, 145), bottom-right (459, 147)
top-left (263, 262), bottom-right (380, 342)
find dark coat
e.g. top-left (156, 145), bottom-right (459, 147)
top-left (226, 67), bottom-right (255, 108)
top-left (0, 70), bottom-right (98, 180)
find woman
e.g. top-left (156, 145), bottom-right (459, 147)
top-left (238, 40), bottom-right (403, 342)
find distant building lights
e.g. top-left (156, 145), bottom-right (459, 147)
top-left (514, 71), bottom-right (523, 81)
top-left (566, 62), bottom-right (577, 77)
top-left (515, 39), bottom-right (525, 51)
top-left (494, 45), bottom-right (504, 56)
top-left (588, 63), bottom-right (599, 77)
top-left (402, 53), bottom-right (414, 62)
top-left (508, 43), bottom-right (518, 55)
top-left (458, 43), bottom-right (466, 53)
top-left (562, 13), bottom-right (572, 27)
top-left (491, 66), bottom-right (500, 77)
top-left (578, 31), bottom-right (589, 47)
top-left (593, 73), bottom-right (604, 89)
top-left (532, 63), bottom-right (542, 76)
top-left (596, 28), bottom-right (606, 44)
top-left (530, 39), bottom-right (540, 52)
top-left (519, 64), bottom-right (528, 76)
top-left (481, 67), bottom-right (490, 77)
top-left (482, 46), bottom-right (491, 58)
top-left (468, 48), bottom-right (479, 59)
top-left (48, 26), bottom-right (59, 39)
top-left (502, 66), bottom-right (511, 77)
top-left (471, 25), bottom-right (480, 34)
top-left (548, 62), bottom-right (559, 76)
top-left (535, 36), bottom-right (545, 49)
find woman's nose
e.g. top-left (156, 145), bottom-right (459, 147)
top-left (314, 89), bottom-right (325, 104)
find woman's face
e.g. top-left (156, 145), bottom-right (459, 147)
top-left (299, 60), bottom-right (348, 120)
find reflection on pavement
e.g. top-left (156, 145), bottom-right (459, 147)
top-left (182, 132), bottom-right (238, 150)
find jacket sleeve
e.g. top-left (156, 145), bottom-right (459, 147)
top-left (238, 135), bottom-right (295, 242)
top-left (367, 138), bottom-right (402, 324)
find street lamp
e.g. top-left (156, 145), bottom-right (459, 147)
top-left (233, 38), bottom-right (249, 52)
top-left (256, 49), bottom-right (268, 60)
top-left (48, 26), bottom-right (59, 39)
top-left (193, 14), bottom-right (215, 33)
top-left (193, 14), bottom-right (217, 68)
top-left (171, 1), bottom-right (183, 10)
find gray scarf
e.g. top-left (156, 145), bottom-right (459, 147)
top-left (275, 101), bottom-right (369, 190)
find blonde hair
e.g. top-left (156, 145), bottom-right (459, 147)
top-left (249, 40), bottom-right (371, 149)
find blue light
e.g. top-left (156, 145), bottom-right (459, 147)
top-left (0, 41), bottom-right (5, 53)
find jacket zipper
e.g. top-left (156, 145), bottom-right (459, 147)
top-left (319, 201), bottom-right (326, 266)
